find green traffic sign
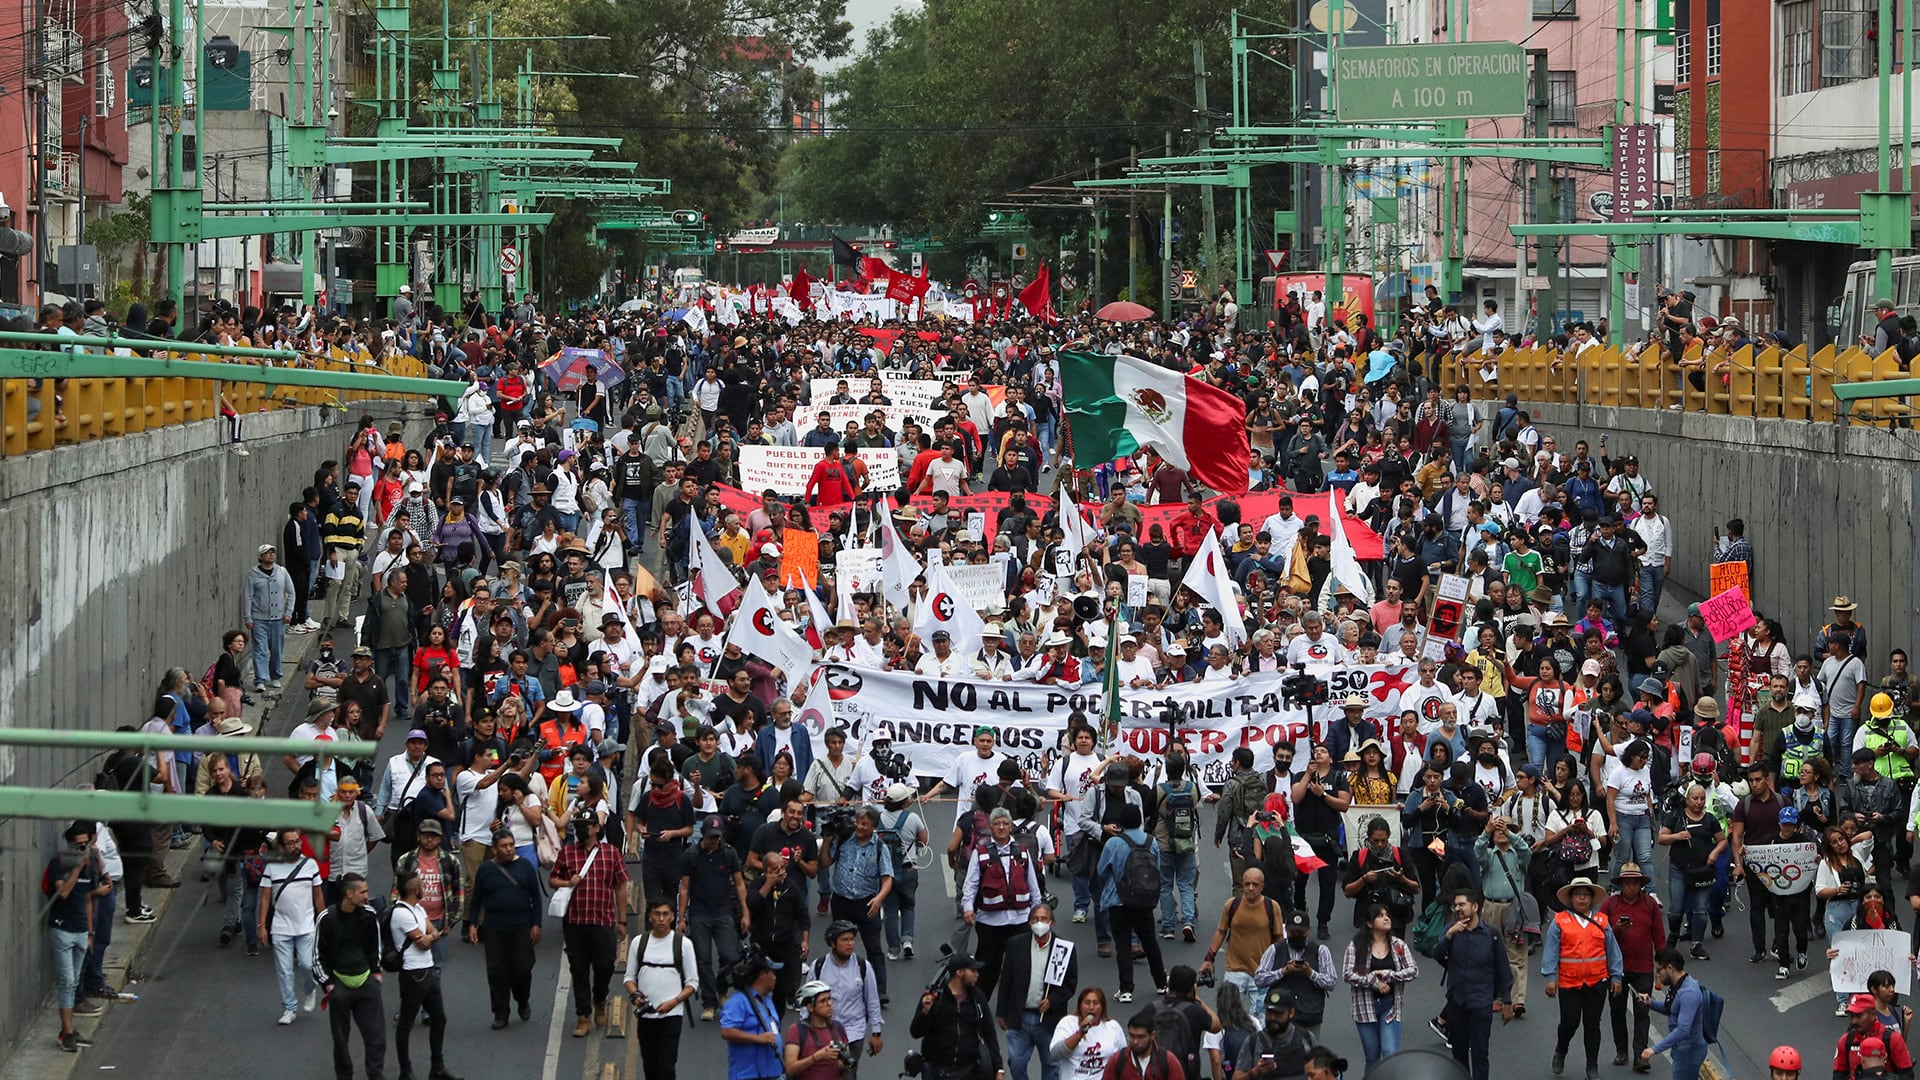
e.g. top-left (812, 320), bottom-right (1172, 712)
top-left (1334, 42), bottom-right (1527, 122)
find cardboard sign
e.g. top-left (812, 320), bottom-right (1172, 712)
top-left (738, 445), bottom-right (899, 497)
top-left (840, 549), bottom-right (884, 595)
top-left (945, 561), bottom-right (1006, 614)
top-left (1343, 807), bottom-right (1403, 854)
top-left (780, 529), bottom-right (820, 590)
top-left (1127, 573), bottom-right (1149, 608)
top-left (1830, 929), bottom-right (1914, 994)
top-left (1698, 585), bottom-right (1757, 642)
top-left (1709, 560), bottom-right (1750, 599)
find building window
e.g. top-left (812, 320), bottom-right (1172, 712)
top-left (1822, 0), bottom-right (1875, 85)
top-left (1706, 149), bottom-right (1721, 192)
top-left (1780, 1), bottom-right (1815, 94)
top-left (1532, 0), bottom-right (1577, 16)
top-left (1706, 23), bottom-right (1722, 75)
top-left (93, 47), bottom-right (113, 117)
top-left (1675, 30), bottom-right (1691, 84)
top-left (1548, 70), bottom-right (1577, 124)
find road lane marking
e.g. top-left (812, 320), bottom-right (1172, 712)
top-left (542, 963), bottom-right (575, 1080)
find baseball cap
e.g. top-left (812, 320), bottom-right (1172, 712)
top-left (1777, 805), bottom-right (1800, 826)
top-left (702, 815), bottom-right (725, 837)
top-left (417, 818), bottom-right (443, 836)
top-left (257, 543), bottom-right (276, 556)
top-left (931, 630), bottom-right (951, 642)
top-left (1849, 993), bottom-right (1879, 1014)
top-left (406, 728), bottom-right (428, 741)
top-left (1285, 911), bottom-right (1311, 931)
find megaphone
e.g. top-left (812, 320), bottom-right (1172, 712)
top-left (1072, 595), bottom-right (1103, 622)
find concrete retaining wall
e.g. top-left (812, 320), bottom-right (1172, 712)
top-left (1520, 402), bottom-right (1920, 660)
top-left (0, 402), bottom-right (417, 1041)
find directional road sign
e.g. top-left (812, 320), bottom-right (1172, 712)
top-left (1334, 42), bottom-right (1528, 122)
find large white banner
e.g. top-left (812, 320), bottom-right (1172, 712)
top-left (738, 445), bottom-right (899, 496)
top-left (805, 661), bottom-right (1415, 789)
top-left (812, 378), bottom-right (947, 411)
top-left (826, 403), bottom-right (939, 434)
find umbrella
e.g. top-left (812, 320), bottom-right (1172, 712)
top-left (1095, 300), bottom-right (1154, 322)
top-left (540, 346), bottom-right (620, 392)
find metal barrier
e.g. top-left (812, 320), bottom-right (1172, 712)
top-left (0, 331), bottom-right (449, 456)
top-left (1451, 340), bottom-right (1913, 424)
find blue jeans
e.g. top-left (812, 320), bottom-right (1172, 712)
top-left (883, 866), bottom-right (918, 950)
top-left (471, 424), bottom-right (492, 467)
top-left (272, 930), bottom-right (316, 1013)
top-left (1037, 415), bottom-right (1058, 455)
top-left (558, 511), bottom-right (579, 533)
top-left (1710, 849), bottom-right (1732, 918)
top-left (1831, 716), bottom-right (1860, 766)
top-left (1158, 849), bottom-right (1198, 932)
top-left (1591, 581), bottom-right (1628, 627)
top-left (1670, 1042), bottom-right (1707, 1080)
top-left (666, 376), bottom-right (685, 411)
top-left (1569, 570), bottom-right (1593, 617)
top-left (374, 645), bottom-right (413, 716)
top-left (251, 619), bottom-right (287, 684)
top-left (1610, 813), bottom-right (1655, 885)
top-left (1450, 436), bottom-right (1471, 471)
top-left (83, 886), bottom-right (115, 993)
top-left (1227, 970), bottom-right (1262, 1024)
top-left (1356, 1018), bottom-right (1402, 1071)
top-left (1667, 865), bottom-right (1712, 943)
top-left (221, 864), bottom-right (260, 947)
top-left (1005, 1007), bottom-right (1060, 1080)
top-left (51, 927), bottom-right (88, 1008)
top-left (1827, 898), bottom-right (1860, 1006)
top-left (622, 498), bottom-right (650, 551)
top-left (1637, 565), bottom-right (1666, 613)
top-left (1527, 727), bottom-right (1552, 772)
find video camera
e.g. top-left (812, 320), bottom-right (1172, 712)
top-left (816, 805), bottom-right (859, 846)
top-left (1282, 663), bottom-right (1329, 708)
top-left (871, 743), bottom-right (914, 783)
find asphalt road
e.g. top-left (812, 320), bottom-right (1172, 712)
top-left (64, 762), bottom-right (1868, 1080)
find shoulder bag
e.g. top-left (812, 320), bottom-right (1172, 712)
top-left (547, 846), bottom-right (600, 919)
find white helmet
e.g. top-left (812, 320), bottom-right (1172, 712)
top-left (795, 980), bottom-right (832, 1008)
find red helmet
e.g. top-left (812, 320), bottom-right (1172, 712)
top-left (1770, 1047), bottom-right (1803, 1072)
top-left (1692, 752), bottom-right (1717, 774)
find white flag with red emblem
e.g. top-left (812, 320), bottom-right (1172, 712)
top-left (913, 556), bottom-right (987, 656)
top-left (798, 570), bottom-right (833, 650)
top-left (873, 495), bottom-right (923, 611)
top-left (793, 666), bottom-right (839, 740)
top-left (721, 574), bottom-right (815, 678)
top-left (1058, 484), bottom-right (1098, 563)
top-left (1177, 527), bottom-right (1247, 648)
top-left (689, 518), bottom-right (742, 618)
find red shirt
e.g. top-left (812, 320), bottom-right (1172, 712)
top-left (1170, 510), bottom-right (1221, 558)
top-left (1835, 1023), bottom-right (1915, 1079)
top-left (805, 457), bottom-right (856, 505)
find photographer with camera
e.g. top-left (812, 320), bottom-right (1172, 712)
top-left (805, 922), bottom-right (885, 1078)
top-left (623, 899), bottom-right (699, 1080)
top-left (821, 807), bottom-right (894, 1004)
top-left (550, 813), bottom-right (630, 1038)
top-left (787, 981), bottom-right (856, 1080)
top-left (750, 850), bottom-right (811, 1008)
top-left (911, 953), bottom-right (1005, 1080)
top-left (879, 783), bottom-right (929, 961)
top-left (720, 952), bottom-right (786, 1080)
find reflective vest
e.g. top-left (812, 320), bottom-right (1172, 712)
top-left (973, 842), bottom-right (1034, 912)
top-left (1863, 722), bottom-right (1916, 782)
top-left (1779, 727), bottom-right (1824, 786)
top-left (1553, 910), bottom-right (1610, 989)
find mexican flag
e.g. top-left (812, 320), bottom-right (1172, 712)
top-left (1057, 350), bottom-right (1249, 492)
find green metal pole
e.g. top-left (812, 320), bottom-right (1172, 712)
top-left (1164, 132), bottom-right (1175, 322)
top-left (1532, 49), bottom-right (1558, 338)
top-left (1877, 0), bottom-right (1895, 301)
top-left (1441, 0), bottom-right (1467, 303)
top-left (1194, 40), bottom-right (1219, 284)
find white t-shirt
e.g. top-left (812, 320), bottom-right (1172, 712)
top-left (1604, 758), bottom-right (1655, 817)
top-left (1052, 1016), bottom-right (1128, 1080)
top-left (454, 769), bottom-right (500, 845)
top-left (288, 721), bottom-right (333, 767)
top-left (260, 856), bottom-right (322, 937)
top-left (1286, 634), bottom-right (1352, 666)
top-left (390, 901), bottom-right (436, 970)
top-left (943, 751), bottom-right (1009, 811)
top-left (624, 931), bottom-right (700, 1017)
top-left (1049, 752), bottom-right (1104, 831)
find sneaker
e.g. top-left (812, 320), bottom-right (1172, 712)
top-left (1160, 929), bottom-right (1176, 940)
top-left (268, 679), bottom-right (282, 691)
top-left (69, 1031), bottom-right (92, 1047)
top-left (1432, 1018), bottom-right (1451, 1043)
top-left (1116, 991), bottom-right (1134, 1003)
top-left (220, 926), bottom-right (235, 947)
top-left (71, 1000), bottom-right (103, 1017)
top-left (1775, 965), bottom-right (1789, 980)
top-left (247, 943), bottom-right (260, 958)
top-left (254, 683), bottom-right (267, 695)
top-left (901, 939), bottom-right (915, 959)
top-left (1689, 943), bottom-right (1709, 962)
top-left (1710, 920), bottom-right (1724, 938)
top-left (1797, 954), bottom-right (1808, 971)
top-left (289, 623), bottom-right (312, 634)
top-left (887, 949), bottom-right (902, 962)
top-left (57, 1032), bottom-right (79, 1054)
top-left (700, 1007), bottom-right (717, 1022)
top-left (278, 1009), bottom-right (296, 1026)
top-left (300, 619), bottom-right (320, 631)
top-left (1838, 1005), bottom-right (1851, 1017)
top-left (231, 445), bottom-right (251, 456)
top-left (302, 989), bottom-right (318, 1013)
top-left (1072, 910), bottom-right (1088, 924)
top-left (1749, 951), bottom-right (1770, 964)
top-left (125, 907), bottom-right (156, 924)
top-left (1183, 925), bottom-right (1196, 943)
top-left (1155, 986), bottom-right (1169, 996)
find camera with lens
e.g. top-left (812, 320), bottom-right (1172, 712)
top-left (817, 805), bottom-right (858, 846)
top-left (828, 1041), bottom-right (856, 1069)
top-left (1196, 968), bottom-right (1216, 988)
top-left (902, 1052), bottom-right (925, 1078)
top-left (871, 743), bottom-right (913, 782)
top-left (628, 990), bottom-right (652, 1016)
top-left (722, 943), bottom-right (771, 989)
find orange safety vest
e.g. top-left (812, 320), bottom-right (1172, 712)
top-left (1565, 684), bottom-right (1591, 755)
top-left (1554, 910), bottom-right (1611, 988)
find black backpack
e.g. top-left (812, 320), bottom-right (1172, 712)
top-left (378, 904), bottom-right (406, 972)
top-left (1116, 836), bottom-right (1163, 907)
top-left (1153, 1001), bottom-right (1202, 1080)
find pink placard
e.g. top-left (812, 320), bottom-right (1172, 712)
top-left (1699, 585), bottom-right (1757, 642)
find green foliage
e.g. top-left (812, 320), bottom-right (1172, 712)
top-left (85, 194), bottom-right (162, 307)
top-left (783, 0), bottom-right (1290, 243)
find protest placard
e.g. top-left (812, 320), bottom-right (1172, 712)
top-left (738, 445), bottom-right (899, 497)
top-left (780, 529), bottom-right (820, 590)
top-left (1698, 585), bottom-right (1757, 642)
top-left (1709, 560), bottom-right (1750, 599)
top-left (840, 549), bottom-right (883, 595)
top-left (945, 561), bottom-right (1006, 614)
top-left (1830, 929), bottom-right (1913, 994)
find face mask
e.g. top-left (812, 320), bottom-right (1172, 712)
top-left (1478, 753), bottom-right (1499, 766)
top-left (319, 647), bottom-right (334, 660)
top-left (1031, 921), bottom-right (1052, 939)
top-left (1794, 714), bottom-right (1815, 733)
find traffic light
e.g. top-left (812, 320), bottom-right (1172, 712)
top-left (671, 210), bottom-right (703, 227)
top-left (713, 239), bottom-right (725, 252)
top-left (987, 212), bottom-right (1002, 223)
top-left (882, 240), bottom-right (897, 250)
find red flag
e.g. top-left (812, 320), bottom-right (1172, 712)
top-left (1018, 263), bottom-right (1053, 319)
top-left (789, 265), bottom-right (814, 307)
top-left (856, 327), bottom-right (903, 353)
top-left (883, 267), bottom-right (931, 303)
top-left (859, 256), bottom-right (892, 283)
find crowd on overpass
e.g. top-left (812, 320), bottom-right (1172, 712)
top-left (31, 285), bottom-right (1920, 1080)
